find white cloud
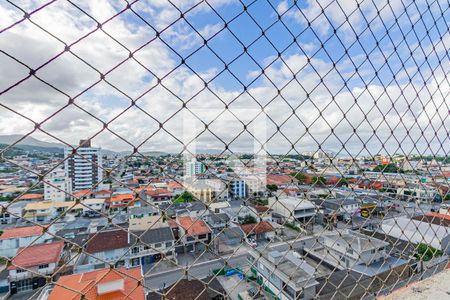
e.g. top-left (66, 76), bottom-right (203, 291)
top-left (0, 0), bottom-right (448, 156)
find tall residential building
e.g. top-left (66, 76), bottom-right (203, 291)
top-left (64, 139), bottom-right (102, 191)
top-left (229, 179), bottom-right (247, 199)
top-left (184, 158), bottom-right (205, 178)
top-left (44, 168), bottom-right (72, 201)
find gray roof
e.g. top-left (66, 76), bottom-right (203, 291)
top-left (130, 226), bottom-right (175, 244)
top-left (128, 206), bottom-right (159, 216)
top-left (207, 213), bottom-right (230, 224)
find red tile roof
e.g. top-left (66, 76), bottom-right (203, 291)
top-left (9, 241), bottom-right (64, 270)
top-left (48, 267), bottom-right (144, 300)
top-left (178, 216), bottom-right (211, 236)
top-left (252, 205), bottom-right (270, 213)
top-left (267, 174), bottom-right (295, 186)
top-left (73, 190), bottom-right (94, 198)
top-left (86, 230), bottom-right (129, 254)
top-left (18, 193), bottom-right (44, 200)
top-left (0, 225), bottom-right (43, 240)
top-left (167, 181), bottom-right (183, 189)
top-left (240, 221), bottom-right (274, 235)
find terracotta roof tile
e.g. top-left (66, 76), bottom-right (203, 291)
top-left (0, 225), bottom-right (43, 240)
top-left (9, 241), bottom-right (64, 270)
top-left (48, 267), bottom-right (144, 300)
top-left (240, 221), bottom-right (274, 235)
top-left (18, 193), bottom-right (44, 200)
top-left (178, 216), bottom-right (211, 236)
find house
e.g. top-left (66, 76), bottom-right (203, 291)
top-left (48, 267), bottom-right (144, 300)
top-left (9, 241), bottom-right (66, 294)
top-left (167, 181), bottom-right (185, 196)
top-left (128, 225), bottom-right (176, 267)
top-left (23, 201), bottom-right (83, 223)
top-left (81, 198), bottom-right (105, 214)
top-left (319, 197), bottom-right (360, 219)
top-left (84, 229), bottom-right (129, 266)
top-left (248, 249), bottom-right (318, 300)
top-left (17, 193), bottom-right (44, 201)
top-left (109, 193), bottom-right (140, 211)
top-left (204, 213), bottom-right (230, 232)
top-left (240, 221), bottom-right (275, 242)
top-left (149, 277), bottom-right (226, 300)
top-left (266, 174), bottom-right (296, 188)
top-left (304, 230), bottom-right (409, 276)
top-left (380, 216), bottom-right (450, 254)
top-left (0, 225), bottom-right (52, 257)
top-left (142, 188), bottom-right (172, 206)
top-left (269, 196), bottom-right (317, 224)
top-left (176, 216), bottom-right (212, 253)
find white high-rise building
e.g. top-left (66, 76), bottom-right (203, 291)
top-left (44, 168), bottom-right (72, 202)
top-left (184, 159), bottom-right (205, 178)
top-left (64, 139), bottom-right (103, 191)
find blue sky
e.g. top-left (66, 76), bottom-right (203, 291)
top-left (0, 0), bottom-right (448, 156)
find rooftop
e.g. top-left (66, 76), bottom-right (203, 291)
top-left (9, 241), bottom-right (64, 270)
top-left (48, 267), bottom-right (144, 300)
top-left (0, 225), bottom-right (43, 240)
top-left (240, 221), bottom-right (274, 235)
top-left (86, 229), bottom-right (129, 254)
top-left (177, 216), bottom-right (211, 236)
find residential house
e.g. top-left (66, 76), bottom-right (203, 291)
top-left (204, 213), bottom-right (230, 233)
top-left (269, 196), bottom-right (317, 224)
top-left (176, 216), bottom-right (212, 253)
top-left (48, 267), bottom-right (144, 300)
top-left (0, 226), bottom-right (52, 257)
top-left (84, 229), bottom-right (129, 266)
top-left (128, 225), bottom-right (176, 267)
top-left (248, 249), bottom-right (318, 300)
top-left (9, 241), bottom-right (66, 294)
top-left (240, 221), bottom-right (275, 242)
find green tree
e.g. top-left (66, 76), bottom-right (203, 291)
top-left (312, 176), bottom-right (326, 186)
top-left (266, 184), bottom-right (278, 192)
top-left (415, 243), bottom-right (443, 261)
top-left (290, 172), bottom-right (306, 182)
top-left (173, 191), bottom-right (195, 203)
top-left (239, 214), bottom-right (257, 225)
top-left (372, 163), bottom-right (402, 173)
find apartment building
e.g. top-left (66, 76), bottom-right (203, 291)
top-left (44, 168), bottom-right (72, 202)
top-left (229, 179), bottom-right (247, 199)
top-left (64, 139), bottom-right (102, 191)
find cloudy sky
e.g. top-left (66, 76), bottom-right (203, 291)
top-left (0, 0), bottom-right (448, 157)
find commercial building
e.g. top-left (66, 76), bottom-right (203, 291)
top-left (44, 168), bottom-right (72, 202)
top-left (64, 139), bottom-right (102, 191)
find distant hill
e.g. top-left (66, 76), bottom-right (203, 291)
top-left (0, 135), bottom-right (169, 157)
top-left (0, 135), bottom-right (64, 149)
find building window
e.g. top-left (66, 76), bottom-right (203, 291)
top-left (165, 242), bottom-right (172, 247)
top-left (131, 247), bottom-right (140, 254)
top-left (155, 243), bottom-right (162, 248)
top-left (38, 264), bottom-right (49, 269)
top-left (16, 268), bottom-right (25, 273)
top-left (198, 234), bottom-right (207, 239)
